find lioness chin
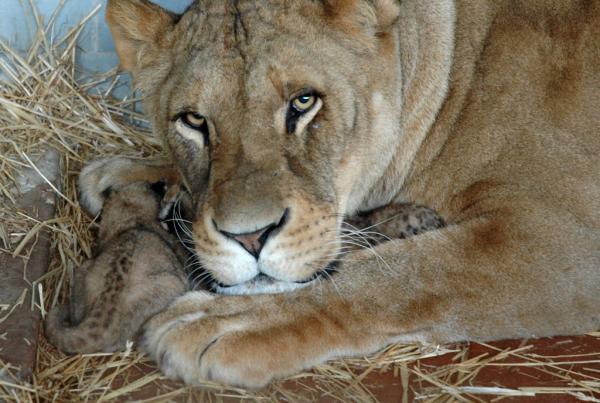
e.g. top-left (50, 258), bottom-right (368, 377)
top-left (85, 0), bottom-right (600, 388)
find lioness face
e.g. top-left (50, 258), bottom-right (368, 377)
top-left (109, 0), bottom-right (402, 294)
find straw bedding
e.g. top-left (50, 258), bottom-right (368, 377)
top-left (0, 4), bottom-right (598, 402)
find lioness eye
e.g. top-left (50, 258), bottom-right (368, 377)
top-left (292, 95), bottom-right (316, 112)
top-left (175, 112), bottom-right (209, 147)
top-left (181, 112), bottom-right (206, 130)
top-left (286, 92), bottom-right (322, 134)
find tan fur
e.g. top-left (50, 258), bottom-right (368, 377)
top-left (45, 182), bottom-right (187, 354)
top-left (92, 0), bottom-right (600, 387)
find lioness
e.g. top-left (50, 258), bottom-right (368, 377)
top-left (87, 0), bottom-right (599, 388)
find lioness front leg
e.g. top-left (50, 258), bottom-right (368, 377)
top-left (144, 207), bottom-right (598, 388)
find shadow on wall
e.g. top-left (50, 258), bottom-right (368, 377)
top-left (0, 0), bottom-right (193, 98)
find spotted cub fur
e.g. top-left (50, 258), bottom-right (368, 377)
top-left (45, 182), bottom-right (188, 354)
top-left (346, 204), bottom-right (445, 245)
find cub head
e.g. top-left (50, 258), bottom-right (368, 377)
top-left (106, 0), bottom-right (403, 294)
top-left (97, 182), bottom-right (163, 241)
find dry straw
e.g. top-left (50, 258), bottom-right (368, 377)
top-left (1, 2), bottom-right (599, 401)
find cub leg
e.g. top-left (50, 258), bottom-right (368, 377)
top-left (346, 203), bottom-right (445, 245)
top-left (69, 260), bottom-right (94, 325)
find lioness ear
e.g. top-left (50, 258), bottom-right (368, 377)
top-left (323, 0), bottom-right (400, 33)
top-left (106, 0), bottom-right (177, 74)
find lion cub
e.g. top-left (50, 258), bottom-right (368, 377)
top-left (45, 182), bottom-right (187, 354)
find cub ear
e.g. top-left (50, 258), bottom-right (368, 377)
top-left (106, 0), bottom-right (178, 74)
top-left (324, 0), bottom-right (400, 33)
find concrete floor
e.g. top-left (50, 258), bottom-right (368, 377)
top-left (0, 151), bottom-right (59, 380)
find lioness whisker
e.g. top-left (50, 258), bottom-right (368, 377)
top-left (319, 268), bottom-right (343, 298)
top-left (338, 224), bottom-right (395, 244)
top-left (170, 199), bottom-right (197, 255)
top-left (334, 240), bottom-right (395, 276)
top-left (190, 270), bottom-right (212, 283)
top-left (335, 227), bottom-right (384, 245)
top-left (190, 271), bottom-right (214, 290)
top-left (340, 228), bottom-right (393, 243)
top-left (161, 217), bottom-right (193, 224)
top-left (185, 263), bottom-right (206, 276)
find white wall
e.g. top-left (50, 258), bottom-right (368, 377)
top-left (0, 0), bottom-right (192, 95)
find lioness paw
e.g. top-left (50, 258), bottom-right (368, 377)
top-left (197, 332), bottom-right (285, 388)
top-left (78, 157), bottom-right (139, 215)
top-left (142, 292), bottom-right (330, 389)
top-left (146, 317), bottom-right (286, 388)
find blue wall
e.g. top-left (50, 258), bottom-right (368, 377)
top-left (0, 0), bottom-right (192, 91)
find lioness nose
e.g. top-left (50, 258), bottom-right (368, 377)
top-left (218, 209), bottom-right (289, 259)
